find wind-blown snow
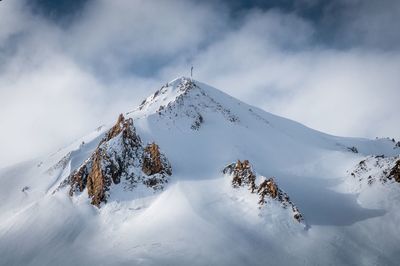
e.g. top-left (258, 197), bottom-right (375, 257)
top-left (1, 77), bottom-right (399, 265)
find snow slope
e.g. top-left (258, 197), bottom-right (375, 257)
top-left (1, 77), bottom-right (399, 265)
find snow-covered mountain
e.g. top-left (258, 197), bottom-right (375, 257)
top-left (1, 77), bottom-right (399, 265)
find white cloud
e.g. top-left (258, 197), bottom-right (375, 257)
top-left (65, 0), bottom-right (227, 77)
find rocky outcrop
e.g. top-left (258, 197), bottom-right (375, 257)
top-left (58, 114), bottom-right (172, 207)
top-left (141, 143), bottom-right (172, 190)
top-left (142, 143), bottom-right (171, 176)
top-left (395, 141), bottom-right (400, 148)
top-left (388, 159), bottom-right (400, 183)
top-left (86, 150), bottom-right (108, 206)
top-left (347, 146), bottom-right (358, 153)
top-left (190, 113), bottom-right (204, 130)
top-left (105, 113), bottom-right (125, 140)
top-left (349, 155), bottom-right (400, 187)
top-left (257, 178), bottom-right (303, 222)
top-left (257, 178), bottom-right (278, 201)
top-left (68, 163), bottom-right (90, 196)
top-left (223, 160), bottom-right (257, 192)
top-left (223, 160), bottom-right (304, 223)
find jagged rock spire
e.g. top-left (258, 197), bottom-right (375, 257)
top-left (57, 114), bottom-right (172, 207)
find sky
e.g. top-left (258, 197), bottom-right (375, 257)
top-left (0, 0), bottom-right (399, 167)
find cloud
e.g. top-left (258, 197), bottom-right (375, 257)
top-left (0, 0), bottom-right (399, 167)
top-left (288, 0), bottom-right (400, 50)
top-left (64, 0), bottom-right (228, 78)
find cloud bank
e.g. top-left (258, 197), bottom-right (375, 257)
top-left (0, 0), bottom-right (399, 166)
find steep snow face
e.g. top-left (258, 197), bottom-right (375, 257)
top-left (1, 77), bottom-right (400, 266)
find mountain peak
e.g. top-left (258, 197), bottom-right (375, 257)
top-left (168, 76), bottom-right (194, 87)
top-left (128, 76), bottom-right (196, 116)
top-left (128, 76), bottom-right (240, 129)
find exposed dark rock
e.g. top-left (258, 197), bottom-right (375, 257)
top-left (57, 114), bottom-right (172, 207)
top-left (388, 160), bottom-right (400, 183)
top-left (223, 160), bottom-right (304, 223)
top-left (69, 163), bottom-right (90, 196)
top-left (349, 156), bottom-right (400, 187)
top-left (86, 149), bottom-right (109, 206)
top-left (142, 143), bottom-right (171, 190)
top-left (104, 113), bottom-right (126, 141)
top-left (143, 143), bottom-right (162, 175)
top-left (347, 146), bottom-right (358, 153)
top-left (143, 143), bottom-right (172, 175)
top-left (257, 178), bottom-right (278, 201)
top-left (191, 113), bottom-right (204, 130)
top-left (224, 160), bottom-right (257, 192)
top-left (257, 178), bottom-right (304, 222)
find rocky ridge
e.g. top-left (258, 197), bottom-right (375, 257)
top-left (57, 114), bottom-right (171, 206)
top-left (223, 160), bottom-right (304, 222)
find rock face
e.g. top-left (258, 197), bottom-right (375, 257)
top-left (58, 114), bottom-right (172, 206)
top-left (347, 146), bottom-right (359, 153)
top-left (86, 150), bottom-right (108, 206)
top-left (223, 160), bottom-right (257, 192)
top-left (388, 159), bottom-right (400, 183)
top-left (223, 160), bottom-right (304, 223)
top-left (349, 155), bottom-right (400, 187)
top-left (257, 178), bottom-right (278, 201)
top-left (142, 143), bottom-right (171, 176)
top-left (142, 143), bottom-right (172, 190)
top-left (257, 178), bottom-right (303, 222)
